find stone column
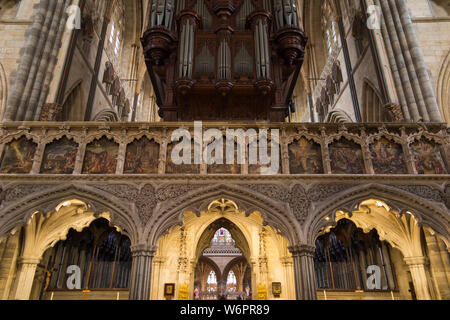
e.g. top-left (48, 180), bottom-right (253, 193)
top-left (396, 0), bottom-right (442, 122)
top-left (377, 0), bottom-right (421, 122)
top-left (14, 256), bottom-right (41, 300)
top-left (424, 234), bottom-right (450, 299)
top-left (404, 256), bottom-right (431, 300)
top-left (289, 245), bottom-right (317, 300)
top-left (129, 244), bottom-right (157, 300)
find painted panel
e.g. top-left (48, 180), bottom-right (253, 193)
top-left (288, 137), bottom-right (324, 174)
top-left (0, 137), bottom-right (37, 174)
top-left (411, 139), bottom-right (448, 174)
top-left (124, 137), bottom-right (160, 174)
top-left (370, 138), bottom-right (407, 174)
top-left (82, 137), bottom-right (119, 174)
top-left (329, 139), bottom-right (365, 174)
top-left (40, 137), bottom-right (78, 174)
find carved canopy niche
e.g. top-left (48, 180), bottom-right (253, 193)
top-left (142, 0), bottom-right (307, 122)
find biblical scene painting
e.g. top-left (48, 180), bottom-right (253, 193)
top-left (288, 137), bottom-right (324, 174)
top-left (0, 136), bottom-right (37, 174)
top-left (411, 139), bottom-right (448, 174)
top-left (40, 137), bottom-right (78, 174)
top-left (82, 137), bottom-right (118, 174)
top-left (166, 141), bottom-right (200, 174)
top-left (370, 138), bottom-right (407, 174)
top-left (124, 137), bottom-right (160, 174)
top-left (329, 138), bottom-right (365, 174)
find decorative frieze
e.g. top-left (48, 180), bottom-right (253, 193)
top-left (0, 122), bottom-right (448, 176)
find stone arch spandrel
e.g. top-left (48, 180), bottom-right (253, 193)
top-left (0, 183), bottom-right (141, 244)
top-left (145, 184), bottom-right (301, 247)
top-left (305, 183), bottom-right (450, 246)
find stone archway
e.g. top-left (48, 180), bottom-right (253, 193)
top-left (310, 197), bottom-right (450, 300)
top-left (193, 218), bottom-right (252, 300)
top-left (150, 198), bottom-right (296, 300)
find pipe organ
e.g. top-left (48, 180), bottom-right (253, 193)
top-left (142, 0), bottom-right (307, 121)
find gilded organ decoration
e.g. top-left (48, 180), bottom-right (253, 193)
top-left (40, 137), bottom-right (78, 174)
top-left (288, 137), bottom-right (323, 174)
top-left (411, 139), bottom-right (448, 174)
top-left (329, 138), bottom-right (365, 174)
top-left (82, 137), bottom-right (119, 174)
top-left (124, 137), bottom-right (160, 174)
top-left (0, 137), bottom-right (37, 174)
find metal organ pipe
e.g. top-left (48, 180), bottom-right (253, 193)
top-left (218, 40), bottom-right (232, 80)
top-left (150, 0), bottom-right (175, 28)
top-left (179, 21), bottom-right (195, 78)
top-left (274, 0), bottom-right (299, 30)
top-left (254, 20), bottom-right (270, 79)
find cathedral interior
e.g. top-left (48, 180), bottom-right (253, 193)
top-left (0, 0), bottom-right (449, 300)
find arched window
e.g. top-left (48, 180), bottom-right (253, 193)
top-left (322, 1), bottom-right (339, 55)
top-left (108, 2), bottom-right (124, 57)
top-left (226, 270), bottom-right (237, 292)
top-left (207, 270), bottom-right (218, 292)
top-left (212, 228), bottom-right (234, 246)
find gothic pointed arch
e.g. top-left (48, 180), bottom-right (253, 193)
top-left (146, 184), bottom-right (300, 247)
top-left (306, 184), bottom-right (450, 247)
top-left (0, 183), bottom-right (140, 244)
top-left (326, 108), bottom-right (353, 123)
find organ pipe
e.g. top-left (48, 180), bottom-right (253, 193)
top-left (254, 20), bottom-right (270, 79)
top-left (150, 0), bottom-right (175, 28)
top-left (218, 40), bottom-right (232, 80)
top-left (179, 21), bottom-right (195, 78)
top-left (274, 0), bottom-right (299, 30)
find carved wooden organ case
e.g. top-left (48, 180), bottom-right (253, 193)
top-left (141, 0), bottom-right (307, 121)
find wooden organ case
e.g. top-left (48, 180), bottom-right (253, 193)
top-left (141, 0), bottom-right (307, 122)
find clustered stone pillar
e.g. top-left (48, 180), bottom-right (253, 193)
top-left (129, 244), bottom-right (157, 300)
top-left (289, 245), bottom-right (317, 300)
top-left (424, 233), bottom-right (450, 300)
top-left (375, 0), bottom-right (443, 123)
top-left (4, 0), bottom-right (70, 121)
top-left (403, 256), bottom-right (432, 300)
top-left (14, 256), bottom-right (41, 300)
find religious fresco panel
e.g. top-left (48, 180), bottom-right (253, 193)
top-left (40, 137), bottom-right (78, 174)
top-left (370, 138), bottom-right (408, 174)
top-left (0, 137), bottom-right (37, 174)
top-left (166, 141), bottom-right (200, 174)
top-left (124, 137), bottom-right (160, 174)
top-left (288, 137), bottom-right (324, 174)
top-left (329, 139), bottom-right (365, 174)
top-left (82, 137), bottom-right (119, 174)
top-left (411, 139), bottom-right (448, 174)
